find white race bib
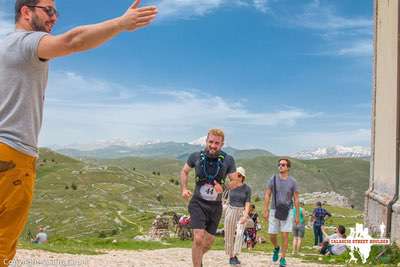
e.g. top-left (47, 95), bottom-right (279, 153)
top-left (199, 183), bottom-right (218, 201)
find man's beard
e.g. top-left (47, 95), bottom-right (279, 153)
top-left (31, 14), bottom-right (49, 32)
top-left (205, 148), bottom-right (219, 158)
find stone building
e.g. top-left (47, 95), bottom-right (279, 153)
top-left (365, 0), bottom-right (400, 244)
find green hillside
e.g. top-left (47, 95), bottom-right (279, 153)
top-left (24, 150), bottom-right (369, 244)
top-left (91, 155), bottom-right (369, 208)
top-left (236, 156), bottom-right (369, 209)
top-left (91, 155), bottom-right (369, 209)
top-left (24, 149), bottom-right (188, 242)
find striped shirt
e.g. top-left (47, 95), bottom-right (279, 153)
top-left (312, 207), bottom-right (331, 226)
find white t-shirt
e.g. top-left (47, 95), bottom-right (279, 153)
top-left (329, 233), bottom-right (347, 255)
top-left (35, 232), bottom-right (48, 243)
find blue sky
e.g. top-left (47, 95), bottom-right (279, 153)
top-left (0, 0), bottom-right (373, 154)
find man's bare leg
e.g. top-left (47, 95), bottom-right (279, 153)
top-left (281, 232), bottom-right (289, 258)
top-left (270, 233), bottom-right (278, 248)
top-left (192, 229), bottom-right (206, 267)
top-left (202, 231), bottom-right (215, 254)
top-left (292, 237), bottom-right (297, 254)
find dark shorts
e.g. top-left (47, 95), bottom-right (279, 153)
top-left (292, 224), bottom-right (305, 238)
top-left (188, 197), bottom-right (222, 235)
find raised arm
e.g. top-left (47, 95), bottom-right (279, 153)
top-left (180, 163), bottom-right (192, 200)
top-left (38, 0), bottom-right (157, 59)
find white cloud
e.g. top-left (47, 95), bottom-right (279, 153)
top-left (337, 39), bottom-right (372, 57)
top-left (40, 71), bottom-right (316, 146)
top-left (272, 0), bottom-right (372, 58)
top-left (290, 0), bottom-right (371, 31)
top-left (153, 0), bottom-right (268, 19)
top-left (253, 0), bottom-right (268, 13)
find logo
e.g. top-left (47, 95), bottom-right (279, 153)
top-left (330, 223), bottom-right (390, 264)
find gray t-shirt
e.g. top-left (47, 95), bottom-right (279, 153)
top-left (0, 30), bottom-right (49, 157)
top-left (228, 183), bottom-right (251, 207)
top-left (187, 151), bottom-right (236, 202)
top-left (266, 174), bottom-right (298, 209)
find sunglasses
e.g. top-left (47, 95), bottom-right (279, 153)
top-left (278, 163), bottom-right (288, 167)
top-left (27, 5), bottom-right (59, 17)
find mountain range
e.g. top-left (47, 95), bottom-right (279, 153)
top-left (291, 145), bottom-right (371, 160)
top-left (56, 141), bottom-right (274, 160)
top-left (55, 140), bottom-right (370, 160)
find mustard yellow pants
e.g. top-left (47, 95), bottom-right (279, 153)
top-left (0, 143), bottom-right (35, 267)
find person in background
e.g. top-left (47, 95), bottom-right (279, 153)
top-left (244, 204), bottom-right (259, 251)
top-left (224, 166), bottom-right (251, 265)
top-left (320, 225), bottom-right (347, 256)
top-left (312, 201), bottom-right (332, 247)
top-left (31, 226), bottom-right (48, 244)
top-left (291, 201), bottom-right (306, 254)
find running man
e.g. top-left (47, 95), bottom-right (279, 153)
top-left (0, 1), bottom-right (157, 265)
top-left (180, 129), bottom-right (236, 267)
top-left (263, 158), bottom-right (299, 267)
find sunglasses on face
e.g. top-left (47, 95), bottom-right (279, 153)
top-left (278, 163), bottom-right (288, 167)
top-left (27, 5), bottom-right (59, 17)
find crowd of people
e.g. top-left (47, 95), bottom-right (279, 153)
top-left (180, 128), bottom-right (348, 267)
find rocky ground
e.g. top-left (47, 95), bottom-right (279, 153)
top-left (11, 248), bottom-right (343, 267)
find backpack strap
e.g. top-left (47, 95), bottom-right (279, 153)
top-left (273, 174), bottom-right (277, 209)
top-left (196, 150), bottom-right (227, 185)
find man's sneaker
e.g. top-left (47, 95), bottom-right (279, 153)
top-left (279, 257), bottom-right (287, 267)
top-left (234, 256), bottom-right (241, 264)
top-left (229, 257), bottom-right (240, 265)
top-left (272, 246), bottom-right (280, 262)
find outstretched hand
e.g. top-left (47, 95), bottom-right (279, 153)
top-left (119, 0), bottom-right (158, 32)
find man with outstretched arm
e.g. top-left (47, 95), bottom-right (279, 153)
top-left (0, 1), bottom-right (157, 265)
top-left (180, 129), bottom-right (236, 267)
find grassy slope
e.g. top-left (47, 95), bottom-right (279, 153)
top-left (24, 149), bottom-right (187, 242)
top-left (23, 150), bottom-right (368, 244)
top-left (236, 156), bottom-right (369, 209)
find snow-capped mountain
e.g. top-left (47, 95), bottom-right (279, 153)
top-left (56, 138), bottom-right (161, 151)
top-left (189, 136), bottom-right (206, 146)
top-left (292, 145), bottom-right (371, 160)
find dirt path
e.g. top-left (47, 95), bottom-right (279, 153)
top-left (12, 248), bottom-right (343, 267)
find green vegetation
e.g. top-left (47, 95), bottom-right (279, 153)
top-left (238, 156), bottom-right (369, 209)
top-left (20, 148), bottom-right (376, 265)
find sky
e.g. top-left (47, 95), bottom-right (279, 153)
top-left (0, 0), bottom-right (373, 154)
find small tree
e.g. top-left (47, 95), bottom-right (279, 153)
top-left (71, 183), bottom-right (78, 190)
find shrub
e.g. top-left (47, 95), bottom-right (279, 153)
top-left (71, 183), bottom-right (77, 190)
